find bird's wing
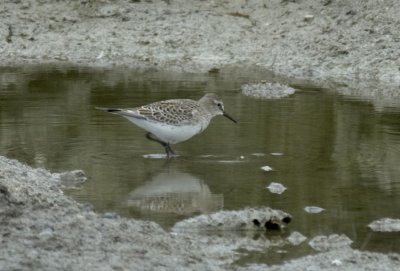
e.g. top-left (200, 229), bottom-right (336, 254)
top-left (135, 99), bottom-right (200, 125)
top-left (96, 99), bottom-right (200, 124)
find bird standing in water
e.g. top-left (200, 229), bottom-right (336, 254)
top-left (96, 93), bottom-right (237, 158)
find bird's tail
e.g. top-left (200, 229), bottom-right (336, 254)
top-left (95, 107), bottom-right (145, 120)
top-left (95, 107), bottom-right (121, 113)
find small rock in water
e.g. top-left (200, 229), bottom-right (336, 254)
top-left (304, 206), bottom-right (325, 213)
top-left (308, 234), bottom-right (353, 251)
top-left (241, 82), bottom-right (295, 99)
top-left (266, 182), bottom-right (287, 194)
top-left (287, 231), bottom-right (307, 246)
top-left (171, 207), bottom-right (292, 233)
top-left (143, 153), bottom-right (169, 159)
top-left (270, 152), bottom-right (284, 156)
top-left (368, 218), bottom-right (400, 232)
top-left (261, 165), bottom-right (273, 172)
top-left (56, 170), bottom-right (87, 186)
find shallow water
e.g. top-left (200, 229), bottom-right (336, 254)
top-left (1, 66), bottom-right (400, 264)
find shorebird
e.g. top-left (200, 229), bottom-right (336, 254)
top-left (96, 93), bottom-right (237, 158)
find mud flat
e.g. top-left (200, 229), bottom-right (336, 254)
top-left (243, 249), bottom-right (400, 271)
top-left (2, 0), bottom-right (400, 87)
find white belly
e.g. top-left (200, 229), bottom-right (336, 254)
top-left (124, 116), bottom-right (208, 144)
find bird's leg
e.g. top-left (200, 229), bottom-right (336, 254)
top-left (145, 132), bottom-right (176, 158)
top-left (164, 144), bottom-right (175, 158)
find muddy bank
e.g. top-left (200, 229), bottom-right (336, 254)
top-left (1, 155), bottom-right (400, 270)
top-left (243, 248), bottom-right (400, 271)
top-left (2, 0), bottom-right (400, 88)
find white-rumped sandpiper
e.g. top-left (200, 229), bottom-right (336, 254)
top-left (96, 93), bottom-right (237, 157)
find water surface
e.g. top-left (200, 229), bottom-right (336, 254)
top-left (1, 66), bottom-right (399, 265)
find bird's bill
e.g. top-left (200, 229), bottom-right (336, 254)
top-left (223, 112), bottom-right (237, 123)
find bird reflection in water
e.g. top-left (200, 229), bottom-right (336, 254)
top-left (126, 171), bottom-right (223, 215)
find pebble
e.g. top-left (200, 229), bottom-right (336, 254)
top-left (304, 206), bottom-right (325, 214)
top-left (368, 218), bottom-right (400, 232)
top-left (266, 182), bottom-right (287, 194)
top-left (261, 165), bottom-right (274, 172)
top-left (308, 234), bottom-right (353, 252)
top-left (287, 231), bottom-right (307, 246)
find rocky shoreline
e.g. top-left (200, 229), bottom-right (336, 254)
top-left (2, 0), bottom-right (400, 270)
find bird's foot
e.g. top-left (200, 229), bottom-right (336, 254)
top-left (165, 145), bottom-right (176, 158)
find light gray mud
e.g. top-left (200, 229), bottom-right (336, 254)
top-left (2, 0), bottom-right (400, 270)
top-left (1, 0), bottom-right (400, 85)
top-left (240, 248), bottom-right (400, 271)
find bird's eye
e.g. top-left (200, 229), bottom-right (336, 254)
top-left (217, 103), bottom-right (222, 107)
